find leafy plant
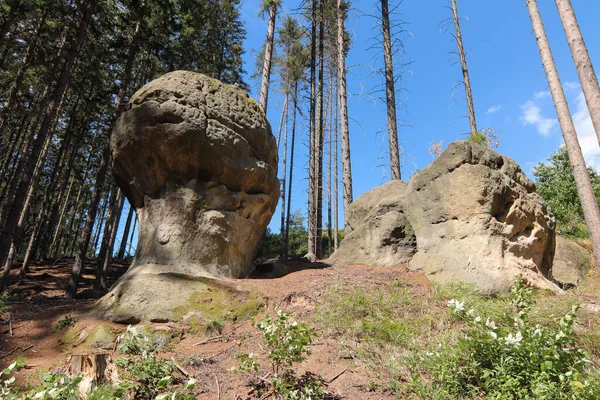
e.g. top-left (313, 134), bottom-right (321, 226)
top-left (53, 315), bottom-right (77, 331)
top-left (534, 147), bottom-right (600, 238)
top-left (116, 325), bottom-right (195, 399)
top-left (423, 277), bottom-right (600, 399)
top-left (235, 310), bottom-right (331, 399)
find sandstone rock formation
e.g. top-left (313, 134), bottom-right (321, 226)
top-left (98, 71), bottom-right (278, 322)
top-left (329, 141), bottom-right (559, 294)
top-left (551, 237), bottom-right (592, 288)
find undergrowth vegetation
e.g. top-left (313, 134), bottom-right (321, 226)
top-left (0, 326), bottom-right (196, 399)
top-left (235, 310), bottom-right (335, 399)
top-left (315, 276), bottom-right (600, 399)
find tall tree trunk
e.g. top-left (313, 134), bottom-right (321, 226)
top-left (307, 0), bottom-right (318, 258)
top-left (279, 95), bottom-right (289, 261)
top-left (334, 70), bottom-right (339, 251)
top-left (526, 0), bottom-right (600, 265)
top-left (67, 11), bottom-right (143, 297)
top-left (451, 0), bottom-right (477, 135)
top-left (555, 0), bottom-right (600, 145)
top-left (327, 68), bottom-right (333, 256)
top-left (117, 203), bottom-right (134, 259)
top-left (381, 0), bottom-right (401, 180)
top-left (315, 0), bottom-right (325, 259)
top-left (337, 0), bottom-right (353, 234)
top-left (0, 0), bottom-right (95, 267)
top-left (259, 2), bottom-right (278, 112)
top-left (285, 83), bottom-right (299, 259)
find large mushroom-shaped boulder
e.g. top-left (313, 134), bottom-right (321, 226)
top-left (97, 71), bottom-right (278, 322)
top-left (329, 141), bottom-right (559, 294)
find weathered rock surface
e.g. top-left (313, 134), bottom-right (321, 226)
top-left (551, 237), bottom-right (591, 288)
top-left (98, 71), bottom-right (278, 322)
top-left (329, 141), bottom-right (560, 294)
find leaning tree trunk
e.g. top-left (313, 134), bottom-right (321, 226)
top-left (279, 95), bottom-right (289, 261)
top-left (451, 0), bottom-right (477, 136)
top-left (526, 0), bottom-right (600, 265)
top-left (259, 2), bottom-right (278, 112)
top-left (554, 0), bottom-right (600, 145)
top-left (381, 0), bottom-right (401, 180)
top-left (67, 11), bottom-right (142, 298)
top-left (0, 0), bottom-right (95, 267)
top-left (337, 0), bottom-right (354, 233)
top-left (117, 204), bottom-right (134, 259)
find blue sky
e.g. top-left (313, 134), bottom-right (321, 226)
top-left (239, 0), bottom-right (600, 232)
top-left (114, 0), bottom-right (600, 252)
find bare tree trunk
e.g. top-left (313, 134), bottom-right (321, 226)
top-left (381, 0), bottom-right (401, 180)
top-left (127, 215), bottom-right (137, 257)
top-left (337, 0), bottom-right (353, 234)
top-left (555, 0), bottom-right (600, 145)
top-left (117, 204), bottom-right (134, 259)
top-left (327, 69), bottom-right (333, 256)
top-left (285, 83), bottom-right (299, 259)
top-left (0, 0), bottom-right (95, 267)
top-left (315, 0), bottom-right (325, 259)
top-left (526, 0), bottom-right (600, 265)
top-left (307, 0), bottom-right (318, 258)
top-left (451, 0), bottom-right (477, 135)
top-left (279, 95), bottom-right (289, 261)
top-left (98, 190), bottom-right (125, 291)
top-left (259, 2), bottom-right (278, 112)
top-left (334, 68), bottom-right (339, 251)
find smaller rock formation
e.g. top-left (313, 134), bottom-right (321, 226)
top-left (551, 237), bottom-right (592, 288)
top-left (329, 141), bottom-right (559, 294)
top-left (97, 71), bottom-right (278, 322)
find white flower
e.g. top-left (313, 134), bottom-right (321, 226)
top-left (533, 325), bottom-right (542, 337)
top-left (489, 331), bottom-right (498, 340)
top-left (505, 331), bottom-right (523, 347)
top-left (474, 316), bottom-right (482, 323)
top-left (486, 318), bottom-right (497, 330)
top-left (556, 331), bottom-right (566, 340)
top-left (448, 299), bottom-right (465, 313)
top-left (467, 309), bottom-right (476, 317)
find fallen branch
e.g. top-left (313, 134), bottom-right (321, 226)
top-left (328, 367), bottom-right (347, 383)
top-left (193, 335), bottom-right (223, 346)
top-left (0, 346), bottom-right (20, 359)
top-left (171, 357), bottom-right (191, 377)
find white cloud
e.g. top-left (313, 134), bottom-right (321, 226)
top-left (486, 105), bottom-right (501, 114)
top-left (520, 100), bottom-right (557, 136)
top-left (534, 90), bottom-right (551, 99)
top-left (564, 81), bottom-right (580, 93)
top-left (572, 91), bottom-right (600, 171)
